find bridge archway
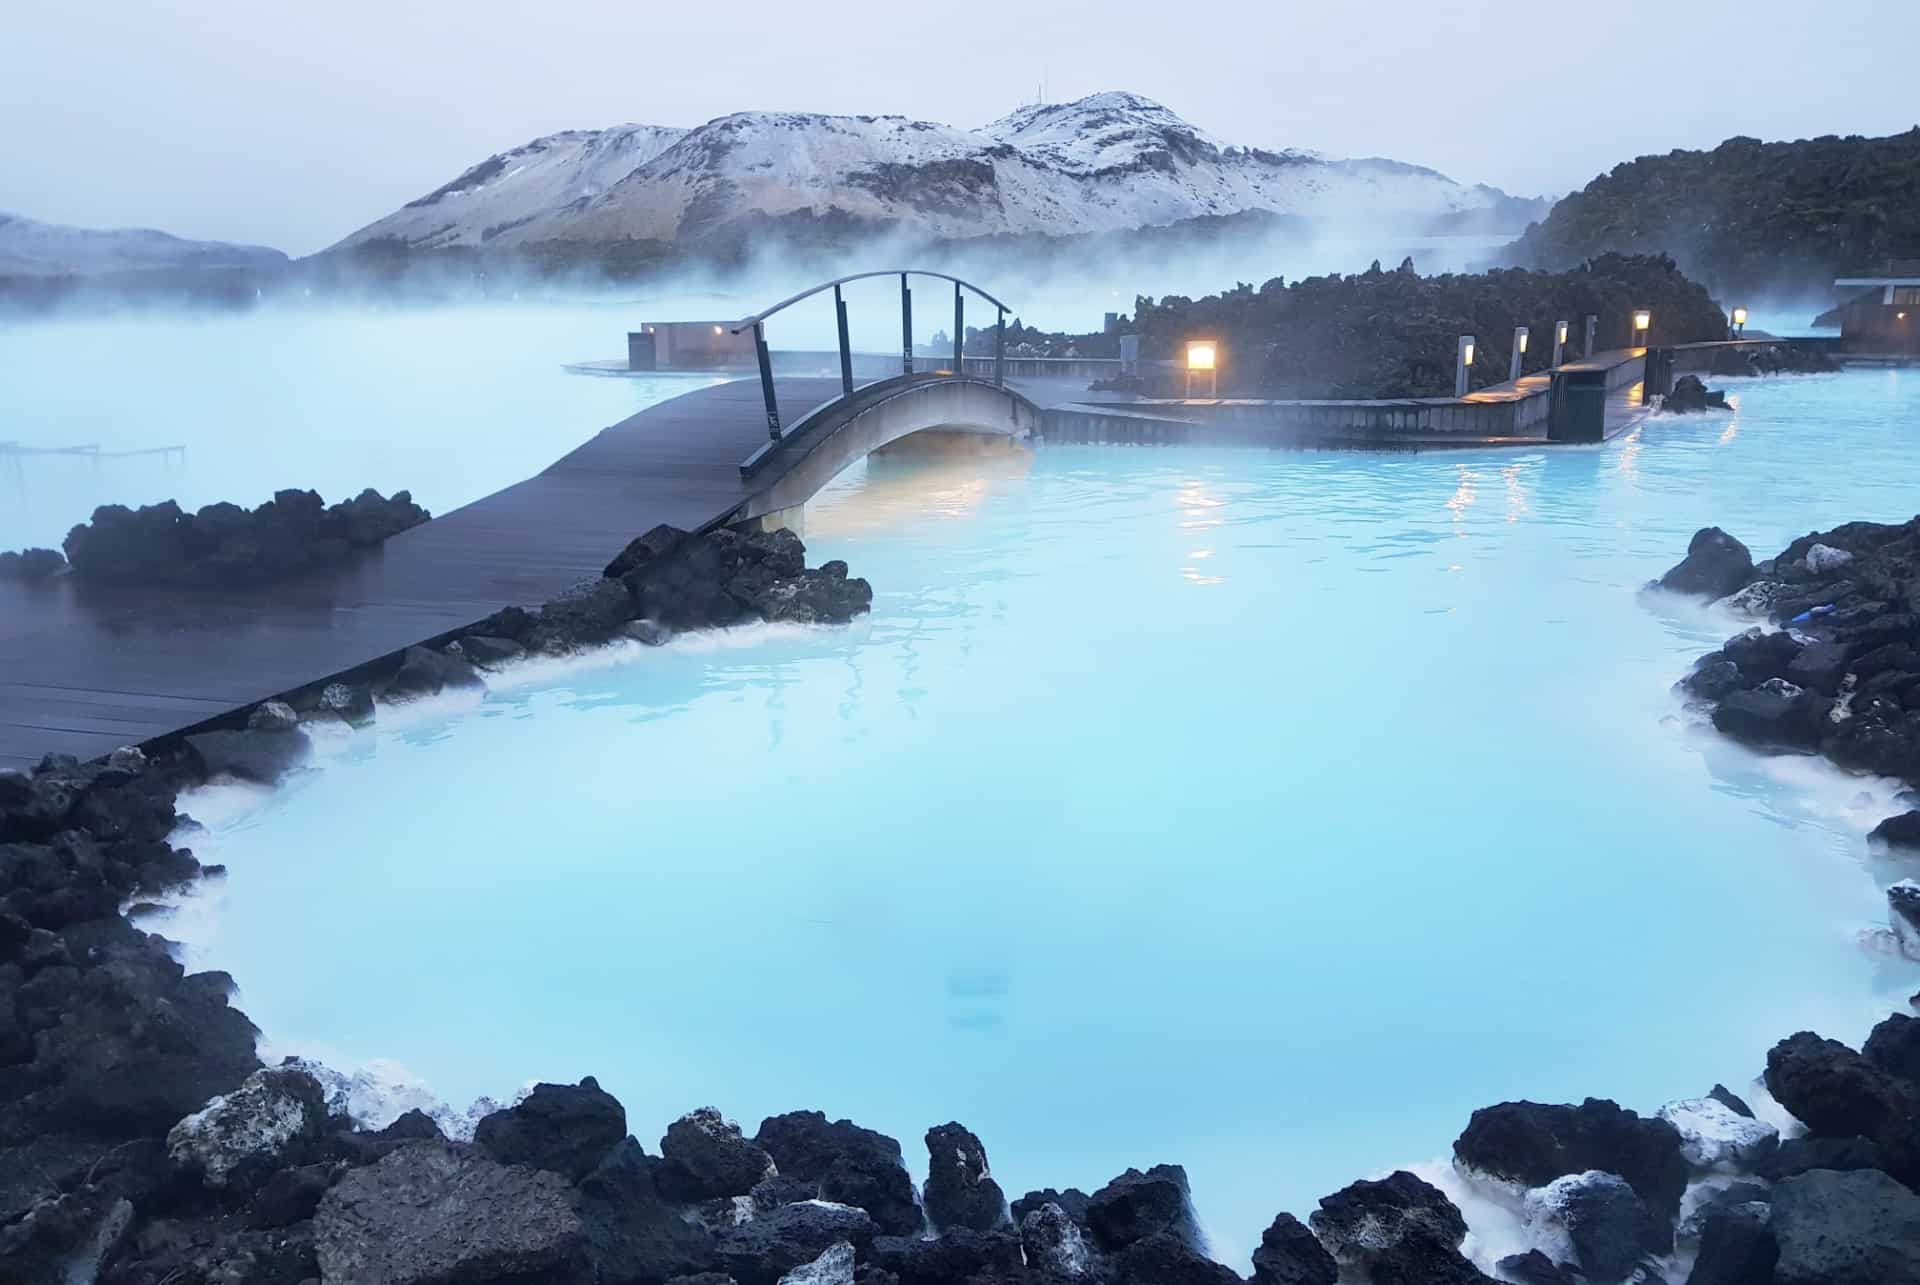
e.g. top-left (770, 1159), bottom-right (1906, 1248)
top-left (728, 374), bottom-right (1039, 532)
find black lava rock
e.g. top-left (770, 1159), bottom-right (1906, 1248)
top-left (183, 728), bottom-right (311, 785)
top-left (1755, 1134), bottom-right (1888, 1181)
top-left (1658, 527), bottom-right (1754, 599)
top-left (385, 645), bottom-right (484, 700)
top-left (1771, 1167), bottom-right (1920, 1285)
top-left (1764, 1031), bottom-right (1920, 1187)
top-left (1871, 810), bottom-right (1920, 848)
top-left (1111, 1231), bottom-right (1241, 1285)
top-left (1686, 1201), bottom-right (1776, 1285)
top-left (869, 1227), bottom-right (1023, 1285)
top-left (1496, 1249), bottom-right (1582, 1285)
top-left (1310, 1170), bottom-right (1490, 1285)
top-left (579, 1137), bottom-right (720, 1285)
top-left (755, 1110), bottom-right (920, 1235)
top-left (921, 1122), bottom-right (1005, 1233)
top-left (1453, 1099), bottom-right (1688, 1222)
top-left (1250, 1211), bottom-right (1336, 1285)
top-left (1545, 1170), bottom-right (1668, 1279)
top-left (473, 1076), bottom-right (627, 1181)
top-left (1086, 1164), bottom-right (1198, 1252)
top-left (1663, 375), bottom-right (1729, 413)
top-left (1706, 1083), bottom-right (1755, 1118)
top-left (1013, 1187), bottom-right (1091, 1227)
top-left (1866, 1012), bottom-right (1920, 1085)
top-left (0, 547), bottom-right (66, 580)
top-left (658, 1107), bottom-right (773, 1201)
top-left (716, 1200), bottom-right (876, 1285)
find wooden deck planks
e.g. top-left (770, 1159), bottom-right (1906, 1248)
top-left (0, 377), bottom-right (840, 767)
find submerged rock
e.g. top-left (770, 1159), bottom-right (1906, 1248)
top-left (1870, 810), bottom-right (1920, 848)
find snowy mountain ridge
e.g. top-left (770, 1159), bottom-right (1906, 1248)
top-left (332, 91), bottom-right (1543, 255)
top-left (0, 211), bottom-right (288, 277)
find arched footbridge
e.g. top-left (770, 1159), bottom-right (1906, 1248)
top-left (0, 271), bottom-right (1055, 767)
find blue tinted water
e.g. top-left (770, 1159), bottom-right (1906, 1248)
top-left (154, 368), bottom-right (1920, 1265)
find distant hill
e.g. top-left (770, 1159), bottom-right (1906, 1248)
top-left (329, 91), bottom-right (1548, 272)
top-left (1506, 128), bottom-right (1920, 298)
top-left (0, 212), bottom-right (286, 277)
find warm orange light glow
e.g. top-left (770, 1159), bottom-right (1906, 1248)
top-left (1463, 343), bottom-right (1475, 365)
top-left (1186, 341), bottom-right (1217, 372)
top-left (1556, 321), bottom-right (1569, 343)
top-left (1731, 307), bottom-right (1748, 326)
top-left (1633, 310), bottom-right (1652, 332)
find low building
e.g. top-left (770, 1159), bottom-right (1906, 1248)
top-left (1816, 260), bottom-right (1920, 355)
top-left (628, 322), bottom-right (757, 371)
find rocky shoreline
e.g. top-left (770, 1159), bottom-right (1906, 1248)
top-left (5, 520), bottom-right (1920, 1284)
top-left (1, 488), bottom-right (429, 587)
top-left (1662, 514), bottom-right (1920, 957)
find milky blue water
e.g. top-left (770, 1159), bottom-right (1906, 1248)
top-left (139, 364), bottom-right (1920, 1267)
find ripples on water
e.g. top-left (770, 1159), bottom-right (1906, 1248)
top-left (151, 367), bottom-right (1920, 1264)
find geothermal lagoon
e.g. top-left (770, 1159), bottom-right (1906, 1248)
top-left (6, 308), bottom-right (1917, 1265)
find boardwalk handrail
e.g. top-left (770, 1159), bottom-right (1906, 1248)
top-left (729, 269), bottom-right (1012, 332)
top-left (726, 269), bottom-right (1015, 446)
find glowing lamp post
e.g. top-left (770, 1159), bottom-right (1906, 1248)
top-left (1730, 306), bottom-right (1748, 337)
top-left (1632, 309), bottom-right (1653, 348)
top-left (1552, 319), bottom-right (1569, 367)
top-left (1509, 326), bottom-right (1530, 382)
top-left (1455, 334), bottom-right (1475, 398)
top-left (1185, 340), bottom-right (1218, 398)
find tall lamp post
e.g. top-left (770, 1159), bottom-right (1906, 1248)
top-left (1455, 335), bottom-right (1475, 398)
top-left (1509, 326), bottom-right (1530, 382)
top-left (1552, 320), bottom-right (1569, 368)
top-left (1186, 340), bottom-right (1218, 398)
top-left (1730, 306), bottom-right (1748, 338)
top-left (1632, 309), bottom-right (1653, 350)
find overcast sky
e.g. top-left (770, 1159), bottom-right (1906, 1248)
top-left (5, 0), bottom-right (1915, 256)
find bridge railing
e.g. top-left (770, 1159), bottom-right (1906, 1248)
top-left (729, 270), bottom-right (1013, 442)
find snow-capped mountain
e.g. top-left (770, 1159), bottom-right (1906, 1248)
top-left (331, 92), bottom-right (1541, 255)
top-left (0, 212), bottom-right (287, 277)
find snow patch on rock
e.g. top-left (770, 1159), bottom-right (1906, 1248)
top-left (1657, 1097), bottom-right (1780, 1170)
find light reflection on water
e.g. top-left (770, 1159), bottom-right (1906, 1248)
top-left (153, 368), bottom-right (1920, 1268)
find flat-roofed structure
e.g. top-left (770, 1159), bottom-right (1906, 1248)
top-left (1816, 259), bottom-right (1920, 355)
top-left (628, 322), bottom-right (758, 371)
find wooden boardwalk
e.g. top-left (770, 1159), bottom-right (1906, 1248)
top-left (0, 377), bottom-right (846, 770)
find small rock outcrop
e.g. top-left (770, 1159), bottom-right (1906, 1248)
top-left (1656, 527), bottom-right (1754, 599)
top-left (164, 1065), bottom-right (328, 1189)
top-left (57, 487), bottom-right (428, 586)
top-left (1453, 1098), bottom-right (1688, 1222)
top-left (921, 1122), bottom-right (1006, 1232)
top-left (1086, 1164), bottom-right (1200, 1251)
top-left (0, 547), bottom-right (67, 580)
top-left (1021, 1200), bottom-right (1092, 1277)
top-left (1309, 1170), bottom-right (1490, 1284)
top-left (658, 1107), bottom-right (775, 1201)
top-left (1250, 1210), bottom-right (1336, 1285)
top-left (1523, 1170), bottom-right (1666, 1281)
top-left (1662, 374), bottom-right (1729, 413)
top-left (755, 1110), bottom-right (920, 1236)
top-left (472, 1075), bottom-right (626, 1181)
